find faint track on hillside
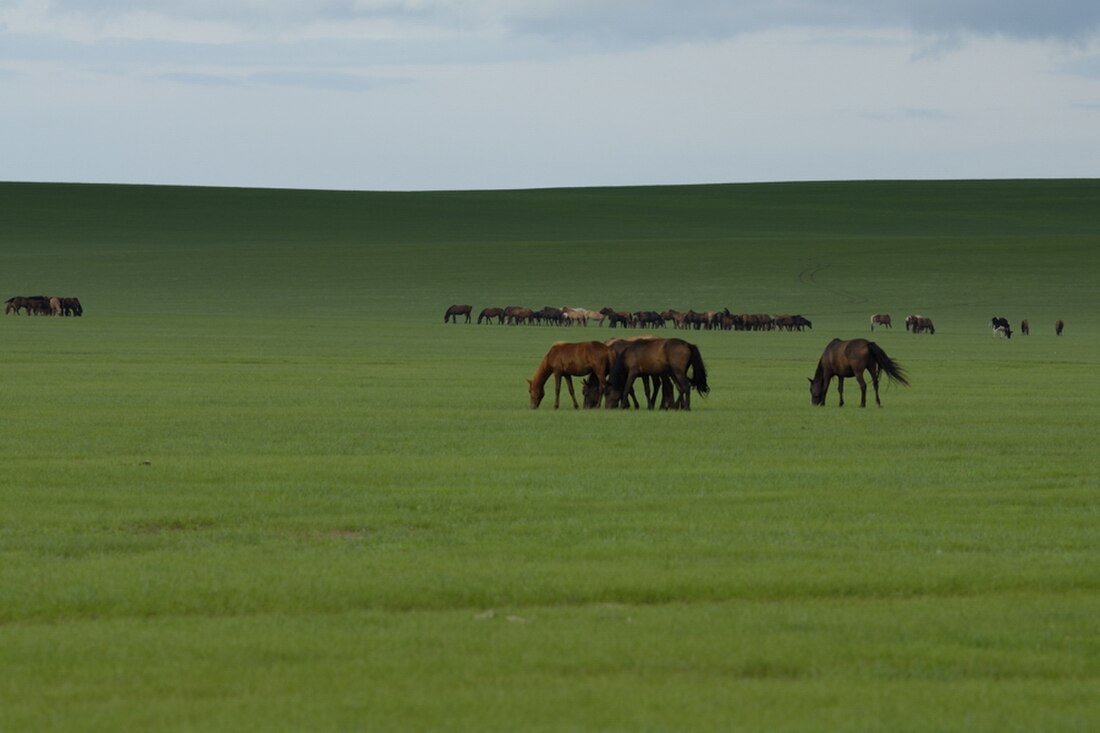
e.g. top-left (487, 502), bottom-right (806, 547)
top-left (798, 262), bottom-right (869, 306)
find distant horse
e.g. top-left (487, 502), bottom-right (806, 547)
top-left (905, 315), bottom-right (935, 334)
top-left (1020, 319), bottom-right (1029, 336)
top-left (809, 338), bottom-right (909, 408)
top-left (599, 307), bottom-right (631, 328)
top-left (991, 316), bottom-right (1012, 339)
top-left (505, 306), bottom-right (534, 325)
top-left (870, 314), bottom-right (892, 331)
top-left (1055, 319), bottom-right (1065, 336)
top-left (478, 307), bottom-right (504, 324)
top-left (4, 296), bottom-right (29, 315)
top-left (561, 307), bottom-right (589, 327)
top-left (528, 341), bottom-right (614, 409)
top-left (61, 297), bottom-right (83, 316)
top-left (605, 337), bottom-right (709, 410)
top-left (444, 304), bottom-right (472, 323)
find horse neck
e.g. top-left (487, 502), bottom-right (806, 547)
top-left (812, 359), bottom-right (826, 384)
top-left (531, 358), bottom-right (553, 386)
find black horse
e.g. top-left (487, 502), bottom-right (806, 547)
top-left (809, 338), bottom-right (909, 407)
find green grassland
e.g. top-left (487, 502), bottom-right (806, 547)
top-left (1, 180), bottom-right (1098, 731)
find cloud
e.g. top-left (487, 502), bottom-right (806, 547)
top-left (4, 0), bottom-right (1099, 47)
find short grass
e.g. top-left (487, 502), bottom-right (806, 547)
top-left (1, 180), bottom-right (1098, 731)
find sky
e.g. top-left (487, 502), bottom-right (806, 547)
top-left (2, 0), bottom-right (1099, 191)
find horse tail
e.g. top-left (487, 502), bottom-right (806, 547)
top-left (868, 341), bottom-right (909, 387)
top-left (607, 350), bottom-right (628, 392)
top-left (688, 343), bottom-right (710, 397)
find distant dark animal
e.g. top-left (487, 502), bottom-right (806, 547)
top-left (633, 311), bottom-right (665, 329)
top-left (1020, 319), bottom-right (1029, 336)
top-left (478, 307), bottom-right (504, 324)
top-left (905, 315), bottom-right (935, 334)
top-left (1055, 319), bottom-right (1064, 336)
top-left (605, 337), bottom-right (709, 411)
top-left (536, 306), bottom-right (564, 326)
top-left (444, 304), bottom-right (472, 324)
top-left (809, 338), bottom-right (909, 408)
top-left (870, 314), bottom-right (892, 331)
top-left (790, 315), bottom-right (812, 331)
top-left (504, 306), bottom-right (534, 325)
top-left (991, 316), bottom-right (1012, 339)
top-left (599, 307), bottom-right (631, 328)
top-left (61, 297), bottom-right (83, 316)
top-left (528, 341), bottom-right (614, 409)
top-left (4, 296), bottom-right (30, 315)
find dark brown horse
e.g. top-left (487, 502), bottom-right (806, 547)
top-left (1020, 319), bottom-right (1029, 336)
top-left (1055, 319), bottom-right (1065, 336)
top-left (809, 338), bottom-right (909, 408)
top-left (478, 307), bottom-right (504, 324)
top-left (870, 313), bottom-right (892, 331)
top-left (605, 337), bottom-right (709, 410)
top-left (528, 341), bottom-right (614, 409)
top-left (444, 304), bottom-right (472, 323)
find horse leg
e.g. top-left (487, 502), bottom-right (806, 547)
top-left (855, 372), bottom-right (868, 407)
top-left (564, 375), bottom-right (579, 409)
top-left (836, 377), bottom-right (845, 407)
top-left (870, 366), bottom-right (882, 407)
top-left (553, 373), bottom-right (563, 409)
top-left (672, 368), bottom-right (691, 410)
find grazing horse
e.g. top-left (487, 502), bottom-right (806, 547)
top-left (905, 315), bottom-right (935, 334)
top-left (605, 337), bottom-right (709, 410)
top-left (444, 304), bottom-right (472, 323)
top-left (809, 338), bottom-right (909, 408)
top-left (528, 341), bottom-right (614, 409)
top-left (1020, 319), bottom-right (1029, 336)
top-left (991, 316), bottom-right (1012, 339)
top-left (870, 314), bottom-right (892, 331)
top-left (478, 307), bottom-right (504, 324)
top-left (1055, 319), bottom-right (1065, 336)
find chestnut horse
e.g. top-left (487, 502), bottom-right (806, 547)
top-left (605, 337), bottom-right (709, 410)
top-left (809, 338), bottom-right (909, 408)
top-left (528, 341), bottom-right (614, 409)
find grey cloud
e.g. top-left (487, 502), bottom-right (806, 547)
top-left (504, 0), bottom-right (1100, 44)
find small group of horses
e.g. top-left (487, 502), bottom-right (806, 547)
top-left (5, 295), bottom-right (83, 317)
top-left (991, 316), bottom-right (1065, 338)
top-left (447, 304), bottom-right (811, 332)
top-left (528, 336), bottom-right (710, 410)
top-left (869, 313), bottom-right (935, 333)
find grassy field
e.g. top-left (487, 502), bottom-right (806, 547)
top-left (1, 180), bottom-right (1098, 731)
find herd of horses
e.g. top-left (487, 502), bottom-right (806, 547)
top-left (5, 295), bottom-right (83, 316)
top-left (448, 304), bottom-right (811, 331)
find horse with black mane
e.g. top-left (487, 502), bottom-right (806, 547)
top-left (444, 304), bottom-right (472, 323)
top-left (604, 337), bottom-right (709, 410)
top-left (528, 341), bottom-right (614, 409)
top-left (808, 338), bottom-right (909, 408)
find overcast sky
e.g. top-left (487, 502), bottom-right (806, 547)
top-left (2, 0), bottom-right (1098, 190)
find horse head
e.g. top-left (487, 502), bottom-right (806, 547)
top-left (808, 377), bottom-right (825, 406)
top-left (527, 379), bottom-right (544, 409)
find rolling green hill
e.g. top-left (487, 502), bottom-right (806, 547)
top-left (1, 180), bottom-right (1097, 731)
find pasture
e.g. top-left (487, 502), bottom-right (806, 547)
top-left (1, 180), bottom-right (1098, 731)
